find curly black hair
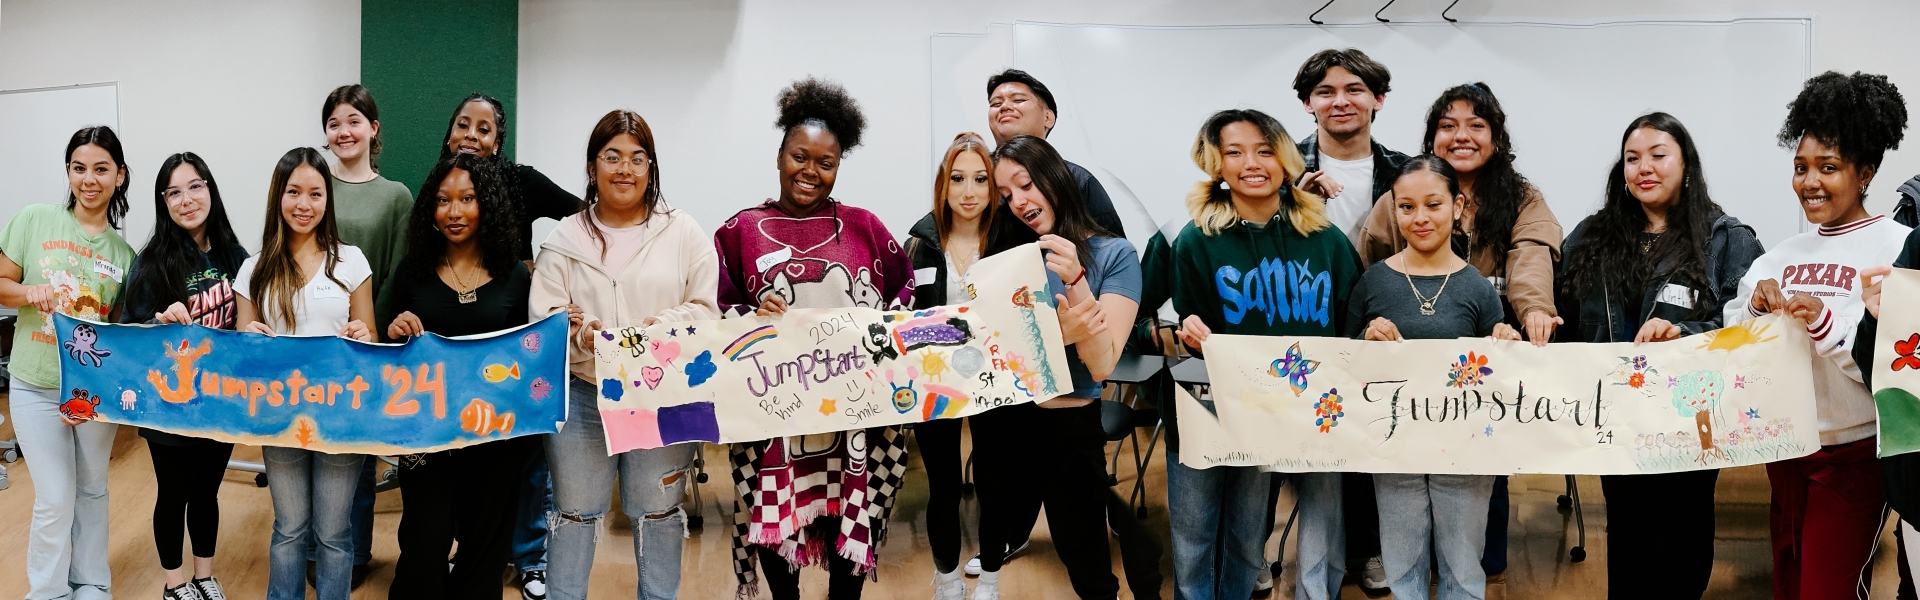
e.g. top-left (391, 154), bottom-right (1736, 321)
top-left (399, 153), bottom-right (522, 280)
top-left (1422, 82), bottom-right (1531, 268)
top-left (776, 77), bottom-right (866, 153)
top-left (1778, 71), bottom-right (1908, 171)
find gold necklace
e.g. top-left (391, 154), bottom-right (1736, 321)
top-left (1401, 255), bottom-right (1454, 316)
top-left (446, 260), bottom-right (479, 304)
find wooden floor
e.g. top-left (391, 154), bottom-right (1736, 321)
top-left (0, 389), bottom-right (1908, 599)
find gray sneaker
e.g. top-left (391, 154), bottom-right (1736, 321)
top-left (162, 582), bottom-right (206, 600)
top-left (192, 577), bottom-right (227, 600)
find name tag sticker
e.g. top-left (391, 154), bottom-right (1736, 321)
top-left (93, 258), bottom-right (123, 283)
top-left (755, 247), bottom-right (794, 273)
top-left (914, 267), bottom-right (937, 286)
top-left (1657, 283), bottom-right (1693, 309)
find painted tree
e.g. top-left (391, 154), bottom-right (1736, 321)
top-left (1671, 370), bottom-right (1727, 463)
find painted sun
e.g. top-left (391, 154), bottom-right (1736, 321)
top-left (1698, 320), bottom-right (1777, 352)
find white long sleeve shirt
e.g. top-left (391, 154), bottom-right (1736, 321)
top-left (1726, 214), bottom-right (1911, 445)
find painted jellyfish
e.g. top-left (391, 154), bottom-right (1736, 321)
top-left (1670, 370), bottom-right (1727, 463)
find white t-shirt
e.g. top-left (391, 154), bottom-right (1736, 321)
top-left (1317, 151), bottom-right (1375, 244)
top-left (235, 245), bottom-right (372, 336)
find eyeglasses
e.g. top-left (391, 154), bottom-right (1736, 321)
top-left (597, 152), bottom-right (651, 172)
top-left (163, 180), bottom-right (209, 204)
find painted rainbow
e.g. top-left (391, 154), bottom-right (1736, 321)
top-left (724, 326), bottom-right (779, 360)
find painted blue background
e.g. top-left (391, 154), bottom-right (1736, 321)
top-left (54, 312), bottom-right (570, 453)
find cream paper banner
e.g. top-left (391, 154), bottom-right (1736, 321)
top-left (591, 243), bottom-right (1074, 453)
top-left (1870, 268), bottom-right (1920, 457)
top-left (1177, 315), bottom-right (1820, 475)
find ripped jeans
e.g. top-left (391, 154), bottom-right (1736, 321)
top-left (545, 377), bottom-right (695, 600)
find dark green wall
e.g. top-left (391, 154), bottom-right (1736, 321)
top-left (361, 0), bottom-right (517, 195)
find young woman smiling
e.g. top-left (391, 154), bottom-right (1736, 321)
top-left (322, 84), bottom-right (412, 323)
top-left (236, 148), bottom-right (375, 600)
top-left (904, 131), bottom-right (1004, 600)
top-left (0, 125), bottom-right (138, 600)
top-left (1725, 71), bottom-right (1911, 600)
top-left (527, 110), bottom-right (716, 600)
top-left (1169, 110), bottom-right (1361, 600)
top-left (381, 153), bottom-right (534, 598)
top-left (121, 152), bottom-right (253, 600)
top-left (1560, 113), bottom-right (1764, 599)
top-left (717, 78), bottom-right (914, 600)
top-left (1351, 156), bottom-right (1521, 600)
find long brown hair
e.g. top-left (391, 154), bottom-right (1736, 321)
top-left (580, 110), bottom-right (664, 260)
top-left (251, 147), bottom-right (344, 331)
top-left (933, 132), bottom-right (996, 251)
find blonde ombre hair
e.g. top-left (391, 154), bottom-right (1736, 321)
top-left (1185, 109), bottom-right (1328, 236)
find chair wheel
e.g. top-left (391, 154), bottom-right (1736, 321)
top-left (696, 472), bottom-right (709, 484)
top-left (689, 515), bottom-right (704, 529)
top-left (255, 473), bottom-right (269, 488)
top-left (1570, 546), bottom-right (1586, 562)
top-left (1556, 494), bottom-right (1571, 509)
top-left (1, 449), bottom-right (17, 462)
top-left (1135, 506), bottom-right (1147, 519)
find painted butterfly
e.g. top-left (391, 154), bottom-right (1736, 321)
top-left (1268, 342), bottom-right (1319, 396)
top-left (1893, 333), bottom-right (1920, 372)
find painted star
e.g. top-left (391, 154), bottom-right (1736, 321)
top-left (669, 328), bottom-right (678, 337)
top-left (1746, 408), bottom-right (1760, 420)
top-left (819, 398), bottom-right (837, 415)
top-left (686, 325), bottom-right (697, 335)
top-left (1484, 425), bottom-right (1494, 437)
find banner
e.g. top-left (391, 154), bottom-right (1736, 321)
top-left (1872, 267), bottom-right (1920, 457)
top-left (53, 312), bottom-right (570, 454)
top-left (1178, 315), bottom-right (1820, 475)
top-left (593, 243), bottom-right (1074, 453)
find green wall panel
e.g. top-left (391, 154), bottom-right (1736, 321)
top-left (360, 0), bottom-right (517, 195)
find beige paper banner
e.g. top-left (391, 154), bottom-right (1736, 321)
top-left (592, 243), bottom-right (1074, 453)
top-left (1871, 267), bottom-right (1920, 457)
top-left (1179, 315), bottom-right (1820, 475)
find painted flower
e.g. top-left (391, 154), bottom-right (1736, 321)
top-left (1632, 355), bottom-right (1649, 371)
top-left (1312, 388), bottom-right (1345, 433)
top-left (1628, 373), bottom-right (1646, 388)
top-left (1447, 352), bottom-right (1494, 388)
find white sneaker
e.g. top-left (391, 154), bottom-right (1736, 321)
top-left (933, 568), bottom-right (967, 600)
top-left (964, 540), bottom-right (1031, 576)
top-left (192, 577), bottom-right (228, 600)
top-left (971, 571), bottom-right (1000, 600)
top-left (1254, 561), bottom-right (1275, 592)
top-left (1360, 556), bottom-right (1388, 590)
top-left (162, 582), bottom-right (206, 600)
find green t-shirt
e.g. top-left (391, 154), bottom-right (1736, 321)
top-left (331, 174), bottom-right (413, 304)
top-left (1, 204), bottom-right (137, 388)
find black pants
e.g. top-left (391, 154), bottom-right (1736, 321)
top-left (388, 436), bottom-right (535, 599)
top-left (758, 542), bottom-right (865, 600)
top-left (977, 402), bottom-right (1127, 599)
top-left (1600, 470), bottom-right (1719, 599)
top-left (147, 440), bottom-right (235, 570)
top-left (1342, 472), bottom-right (1381, 565)
top-left (915, 418), bottom-right (965, 573)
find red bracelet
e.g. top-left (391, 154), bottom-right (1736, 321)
top-left (1066, 267), bottom-right (1087, 287)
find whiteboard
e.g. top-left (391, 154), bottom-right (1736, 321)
top-left (0, 83), bottom-right (120, 225)
top-left (932, 18), bottom-right (1814, 248)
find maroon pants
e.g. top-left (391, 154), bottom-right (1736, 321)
top-left (1768, 438), bottom-right (1889, 600)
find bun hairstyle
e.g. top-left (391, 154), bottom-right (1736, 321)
top-left (438, 93), bottom-right (510, 162)
top-left (1185, 108), bottom-right (1327, 237)
top-left (775, 77), bottom-right (867, 153)
top-left (63, 125), bottom-right (132, 228)
top-left (1778, 71), bottom-right (1909, 177)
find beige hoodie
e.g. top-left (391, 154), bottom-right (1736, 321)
top-left (530, 204), bottom-right (720, 382)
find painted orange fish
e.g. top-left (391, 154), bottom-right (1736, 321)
top-left (460, 398), bottom-right (516, 436)
top-left (482, 363), bottom-right (521, 383)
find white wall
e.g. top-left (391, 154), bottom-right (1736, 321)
top-left (517, 0), bottom-right (1920, 247)
top-left (0, 0), bottom-right (360, 250)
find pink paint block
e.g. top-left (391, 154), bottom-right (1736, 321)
top-left (601, 407), bottom-right (664, 451)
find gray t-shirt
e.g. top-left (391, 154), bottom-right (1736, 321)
top-left (1046, 236), bottom-right (1142, 398)
top-left (1346, 260), bottom-right (1503, 340)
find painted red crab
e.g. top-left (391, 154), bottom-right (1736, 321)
top-left (61, 388), bottom-right (101, 421)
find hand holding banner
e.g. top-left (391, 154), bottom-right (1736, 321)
top-left (54, 312), bottom-right (570, 454)
top-left (592, 243), bottom-right (1074, 453)
top-left (1179, 315), bottom-right (1820, 475)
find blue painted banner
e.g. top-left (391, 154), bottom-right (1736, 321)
top-left (53, 312), bottom-right (570, 454)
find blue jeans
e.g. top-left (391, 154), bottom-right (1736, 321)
top-left (307, 459), bottom-right (376, 566)
top-left (512, 448), bottom-right (554, 574)
top-left (1374, 474), bottom-right (1494, 600)
top-left (12, 379), bottom-right (115, 600)
top-left (265, 447), bottom-right (365, 600)
top-left (1166, 449), bottom-right (1269, 600)
top-left (1287, 472), bottom-right (1347, 600)
top-left (544, 378), bottom-right (694, 600)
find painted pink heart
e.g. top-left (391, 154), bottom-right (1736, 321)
top-left (786, 263), bottom-right (806, 277)
top-left (651, 340), bottom-right (681, 367)
top-left (641, 366), bottom-right (665, 390)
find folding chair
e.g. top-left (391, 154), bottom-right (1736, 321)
top-left (1100, 354), bottom-right (1167, 519)
top-left (1558, 475), bottom-right (1587, 561)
